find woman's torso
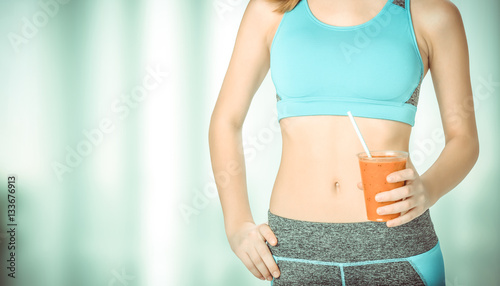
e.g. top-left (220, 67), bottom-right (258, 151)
top-left (266, 0), bottom-right (430, 222)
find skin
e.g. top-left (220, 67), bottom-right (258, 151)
top-left (208, 0), bottom-right (479, 282)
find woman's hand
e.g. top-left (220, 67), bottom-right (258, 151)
top-left (226, 222), bottom-right (281, 281)
top-left (357, 167), bottom-right (438, 227)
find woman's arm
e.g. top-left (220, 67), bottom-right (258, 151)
top-left (208, 0), bottom-right (281, 280)
top-left (374, 0), bottom-right (479, 227)
top-left (418, 0), bottom-right (479, 204)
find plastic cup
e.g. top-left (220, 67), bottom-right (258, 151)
top-left (357, 150), bottom-right (408, 222)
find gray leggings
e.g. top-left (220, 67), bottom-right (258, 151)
top-left (267, 209), bottom-right (445, 285)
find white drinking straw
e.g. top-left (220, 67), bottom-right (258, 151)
top-left (347, 111), bottom-right (372, 158)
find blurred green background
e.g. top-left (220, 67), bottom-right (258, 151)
top-left (0, 0), bottom-right (498, 285)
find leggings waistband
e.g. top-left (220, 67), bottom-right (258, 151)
top-left (267, 209), bottom-right (438, 262)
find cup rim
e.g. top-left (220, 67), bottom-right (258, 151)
top-left (356, 150), bottom-right (409, 160)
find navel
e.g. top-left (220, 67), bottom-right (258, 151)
top-left (334, 181), bottom-right (340, 190)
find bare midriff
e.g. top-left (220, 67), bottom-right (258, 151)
top-left (268, 115), bottom-right (412, 223)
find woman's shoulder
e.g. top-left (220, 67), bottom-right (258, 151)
top-left (410, 0), bottom-right (465, 57)
top-left (242, 0), bottom-right (286, 49)
top-left (244, 0), bottom-right (284, 19)
top-left (411, 0), bottom-right (463, 32)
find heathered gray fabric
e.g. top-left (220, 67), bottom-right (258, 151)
top-left (343, 262), bottom-right (425, 285)
top-left (267, 209), bottom-right (438, 262)
top-left (267, 209), bottom-right (438, 285)
top-left (274, 260), bottom-right (342, 285)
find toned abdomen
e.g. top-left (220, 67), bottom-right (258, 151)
top-left (269, 115), bottom-right (411, 223)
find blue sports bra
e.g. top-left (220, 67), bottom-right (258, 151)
top-left (270, 0), bottom-right (424, 126)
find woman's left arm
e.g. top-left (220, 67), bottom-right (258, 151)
top-left (375, 0), bottom-right (480, 227)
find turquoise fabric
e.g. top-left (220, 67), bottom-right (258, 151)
top-left (407, 241), bottom-right (446, 286)
top-left (271, 0), bottom-right (424, 126)
top-left (270, 241), bottom-right (445, 286)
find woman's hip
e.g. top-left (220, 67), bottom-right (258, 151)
top-left (266, 209), bottom-right (445, 285)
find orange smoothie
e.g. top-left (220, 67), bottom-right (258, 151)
top-left (357, 151), bottom-right (408, 222)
